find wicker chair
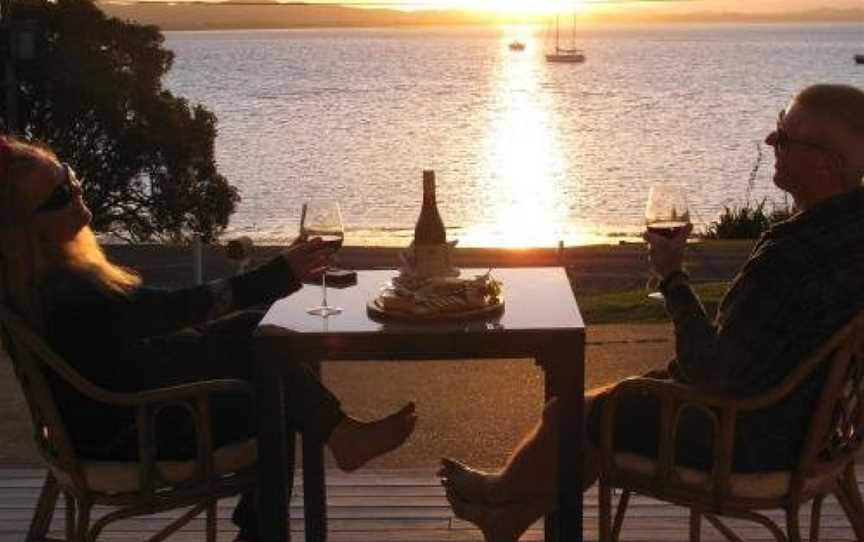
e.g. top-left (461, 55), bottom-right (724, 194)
top-left (0, 304), bottom-right (259, 542)
top-left (597, 308), bottom-right (864, 542)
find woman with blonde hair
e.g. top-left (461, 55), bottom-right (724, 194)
top-left (0, 136), bottom-right (417, 541)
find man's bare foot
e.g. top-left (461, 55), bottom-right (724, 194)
top-left (438, 457), bottom-right (505, 504)
top-left (328, 403), bottom-right (417, 472)
top-left (444, 488), bottom-right (532, 542)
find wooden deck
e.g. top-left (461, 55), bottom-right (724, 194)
top-left (1, 467), bottom-right (861, 541)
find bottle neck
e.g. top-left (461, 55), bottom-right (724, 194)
top-left (423, 177), bottom-right (437, 206)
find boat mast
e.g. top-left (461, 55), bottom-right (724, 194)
top-left (555, 15), bottom-right (560, 53)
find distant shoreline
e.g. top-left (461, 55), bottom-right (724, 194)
top-left (99, 3), bottom-right (864, 33)
top-left (158, 19), bottom-right (864, 33)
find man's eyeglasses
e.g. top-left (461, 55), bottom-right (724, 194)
top-left (769, 110), bottom-right (841, 160)
top-left (34, 163), bottom-right (79, 214)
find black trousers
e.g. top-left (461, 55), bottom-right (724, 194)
top-left (585, 369), bottom-right (807, 473)
top-left (98, 310), bottom-right (344, 540)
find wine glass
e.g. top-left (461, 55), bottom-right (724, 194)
top-left (644, 185), bottom-right (691, 301)
top-left (300, 200), bottom-right (345, 317)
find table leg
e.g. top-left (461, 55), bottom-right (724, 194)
top-left (254, 347), bottom-right (291, 542)
top-left (539, 332), bottom-right (586, 542)
top-left (303, 361), bottom-right (328, 541)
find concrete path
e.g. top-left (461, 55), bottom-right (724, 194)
top-left (3, 241), bottom-right (751, 468)
top-left (0, 323), bottom-right (673, 468)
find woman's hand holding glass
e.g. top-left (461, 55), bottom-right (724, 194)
top-left (281, 238), bottom-right (336, 283)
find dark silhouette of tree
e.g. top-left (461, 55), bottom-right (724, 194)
top-left (7, 0), bottom-right (239, 242)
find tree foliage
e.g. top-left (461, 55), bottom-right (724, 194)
top-left (6, 0), bottom-right (239, 242)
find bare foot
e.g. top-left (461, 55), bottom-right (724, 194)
top-left (438, 457), bottom-right (505, 504)
top-left (328, 403), bottom-right (417, 472)
top-left (444, 487), bottom-right (532, 542)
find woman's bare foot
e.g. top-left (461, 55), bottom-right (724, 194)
top-left (444, 487), bottom-right (535, 542)
top-left (438, 457), bottom-right (505, 504)
top-left (328, 403), bottom-right (417, 472)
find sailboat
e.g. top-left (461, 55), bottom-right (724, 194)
top-left (546, 14), bottom-right (585, 63)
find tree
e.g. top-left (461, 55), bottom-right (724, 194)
top-left (6, 0), bottom-right (239, 242)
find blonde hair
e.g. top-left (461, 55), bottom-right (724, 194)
top-left (0, 137), bottom-right (140, 329)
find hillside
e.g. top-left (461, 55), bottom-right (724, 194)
top-left (99, 2), bottom-right (501, 31)
top-left (98, 2), bottom-right (864, 31)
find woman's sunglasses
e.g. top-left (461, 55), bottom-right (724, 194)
top-left (34, 163), bottom-right (79, 214)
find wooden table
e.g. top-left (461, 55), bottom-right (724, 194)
top-left (253, 267), bottom-right (585, 541)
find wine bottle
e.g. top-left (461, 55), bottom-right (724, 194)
top-left (414, 170), bottom-right (446, 244)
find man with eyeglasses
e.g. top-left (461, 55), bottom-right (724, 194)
top-left (636, 83), bottom-right (864, 467)
top-left (438, 84), bottom-right (864, 541)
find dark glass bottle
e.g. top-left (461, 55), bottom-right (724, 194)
top-left (414, 170), bottom-right (446, 244)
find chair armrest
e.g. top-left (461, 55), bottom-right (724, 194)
top-left (599, 376), bottom-right (740, 498)
top-left (0, 305), bottom-right (258, 494)
top-left (129, 378), bottom-right (255, 495)
top-left (107, 378), bottom-right (255, 407)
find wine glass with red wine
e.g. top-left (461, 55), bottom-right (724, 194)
top-left (645, 185), bottom-right (691, 300)
top-left (300, 201), bottom-right (345, 316)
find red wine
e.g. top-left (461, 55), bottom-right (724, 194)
top-left (647, 221), bottom-right (689, 239)
top-left (305, 231), bottom-right (344, 250)
top-left (414, 170), bottom-right (446, 244)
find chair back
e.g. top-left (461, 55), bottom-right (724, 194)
top-left (0, 304), bottom-right (84, 486)
top-left (795, 308), bottom-right (864, 485)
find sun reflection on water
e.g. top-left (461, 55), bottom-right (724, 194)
top-left (458, 34), bottom-right (582, 248)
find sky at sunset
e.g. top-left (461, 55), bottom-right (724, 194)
top-left (124, 0), bottom-right (864, 13)
top-left (271, 0), bottom-right (864, 14)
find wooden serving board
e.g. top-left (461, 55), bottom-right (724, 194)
top-left (366, 298), bottom-right (505, 323)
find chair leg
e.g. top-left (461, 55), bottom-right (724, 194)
top-left (64, 492), bottom-right (76, 542)
top-left (27, 472), bottom-right (60, 542)
top-left (689, 508), bottom-right (702, 542)
top-left (809, 495), bottom-right (823, 542)
top-left (75, 500), bottom-right (92, 542)
top-left (206, 499), bottom-right (218, 542)
top-left (834, 463), bottom-right (864, 541)
top-left (611, 490), bottom-right (631, 542)
top-left (784, 506), bottom-right (802, 542)
top-left (599, 481), bottom-right (613, 542)
top-left (705, 514), bottom-right (745, 542)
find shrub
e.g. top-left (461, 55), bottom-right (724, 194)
top-left (704, 144), bottom-right (793, 240)
top-left (706, 200), bottom-right (770, 239)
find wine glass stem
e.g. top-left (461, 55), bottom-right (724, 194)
top-left (321, 270), bottom-right (328, 308)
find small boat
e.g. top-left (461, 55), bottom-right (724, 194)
top-left (546, 14), bottom-right (585, 63)
top-left (546, 48), bottom-right (586, 63)
top-left (855, 54), bottom-right (864, 65)
top-left (508, 41), bottom-right (526, 51)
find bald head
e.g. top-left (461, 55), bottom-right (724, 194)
top-left (792, 84), bottom-right (864, 186)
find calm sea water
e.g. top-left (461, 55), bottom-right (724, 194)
top-left (163, 23), bottom-right (864, 247)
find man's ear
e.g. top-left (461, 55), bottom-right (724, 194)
top-left (817, 151), bottom-right (845, 179)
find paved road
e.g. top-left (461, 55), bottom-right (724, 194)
top-left (0, 323), bottom-right (673, 468)
top-left (2, 241), bottom-right (752, 467)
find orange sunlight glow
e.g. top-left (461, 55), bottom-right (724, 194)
top-left (460, 0), bottom-right (588, 15)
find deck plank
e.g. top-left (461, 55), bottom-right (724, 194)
top-left (0, 467), bottom-right (861, 541)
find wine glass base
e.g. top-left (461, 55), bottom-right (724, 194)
top-left (647, 292), bottom-right (665, 302)
top-left (307, 306), bottom-right (343, 317)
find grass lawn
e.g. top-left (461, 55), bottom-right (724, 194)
top-left (580, 281), bottom-right (730, 324)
